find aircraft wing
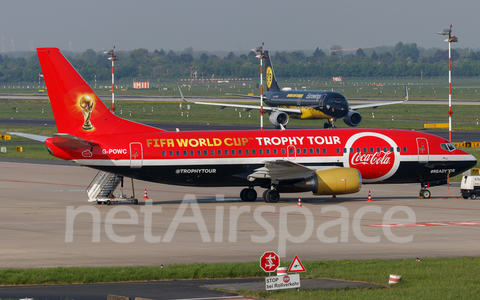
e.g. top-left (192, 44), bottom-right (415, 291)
top-left (178, 85), bottom-right (302, 114)
top-left (349, 86), bottom-right (408, 110)
top-left (247, 160), bottom-right (337, 181)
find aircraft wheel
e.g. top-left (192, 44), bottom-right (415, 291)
top-left (262, 190), bottom-right (270, 203)
top-left (324, 123), bottom-right (329, 129)
top-left (134, 199), bottom-right (139, 205)
top-left (420, 189), bottom-right (431, 199)
top-left (471, 194), bottom-right (477, 200)
top-left (265, 190), bottom-right (280, 203)
top-left (106, 200), bottom-right (111, 206)
top-left (240, 188), bottom-right (247, 201)
top-left (96, 201), bottom-right (101, 205)
top-left (242, 188), bottom-right (257, 202)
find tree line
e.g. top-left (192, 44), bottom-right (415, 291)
top-left (1, 42), bottom-right (480, 84)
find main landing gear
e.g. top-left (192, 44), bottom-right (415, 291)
top-left (239, 187), bottom-right (281, 203)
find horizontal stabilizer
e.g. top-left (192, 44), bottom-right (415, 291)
top-left (7, 132), bottom-right (49, 142)
top-left (52, 133), bottom-right (98, 148)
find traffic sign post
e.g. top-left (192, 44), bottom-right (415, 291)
top-left (260, 251), bottom-right (280, 275)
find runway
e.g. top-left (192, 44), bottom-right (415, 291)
top-left (1, 161), bottom-right (480, 270)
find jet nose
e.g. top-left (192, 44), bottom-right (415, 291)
top-left (329, 100), bottom-right (349, 117)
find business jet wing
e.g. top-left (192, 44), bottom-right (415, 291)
top-left (349, 86), bottom-right (408, 110)
top-left (178, 86), bottom-right (302, 114)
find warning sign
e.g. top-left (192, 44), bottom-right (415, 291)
top-left (288, 255), bottom-right (306, 273)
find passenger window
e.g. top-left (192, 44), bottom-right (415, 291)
top-left (336, 148), bottom-right (340, 153)
top-left (281, 149), bottom-right (286, 154)
top-left (403, 147), bottom-right (407, 152)
top-left (190, 150), bottom-right (194, 156)
top-left (397, 147), bottom-right (400, 152)
top-left (197, 150), bottom-right (201, 156)
top-left (211, 150), bottom-right (215, 155)
top-left (323, 148), bottom-right (327, 154)
top-left (252, 149), bottom-right (256, 155)
top-left (316, 148), bottom-right (320, 154)
top-left (238, 149), bottom-right (242, 155)
top-left (266, 149), bottom-right (270, 155)
top-left (290, 148), bottom-right (294, 154)
top-left (370, 147), bottom-right (374, 153)
top-left (350, 148), bottom-right (354, 153)
top-left (356, 147), bottom-right (360, 153)
top-left (310, 148), bottom-right (314, 154)
top-left (343, 148), bottom-right (347, 153)
top-left (297, 148), bottom-right (301, 154)
top-left (273, 149), bottom-right (277, 154)
top-left (376, 147), bottom-right (380, 153)
top-left (231, 149), bottom-right (236, 155)
top-left (303, 148), bottom-right (307, 154)
top-left (363, 147), bottom-right (367, 153)
top-left (218, 150), bottom-right (222, 155)
top-left (169, 151), bottom-right (173, 156)
top-left (259, 149), bottom-right (263, 154)
top-left (245, 149), bottom-right (249, 155)
top-left (204, 150), bottom-right (208, 155)
top-left (162, 151), bottom-right (166, 156)
top-left (224, 150), bottom-right (229, 155)
top-left (383, 147), bottom-right (387, 152)
top-left (183, 151), bottom-right (187, 156)
top-left (176, 151), bottom-right (180, 156)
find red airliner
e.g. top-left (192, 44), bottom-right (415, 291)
top-left (11, 48), bottom-right (477, 202)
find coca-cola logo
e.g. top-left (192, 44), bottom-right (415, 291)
top-left (344, 132), bottom-right (400, 182)
top-left (283, 275), bottom-right (290, 283)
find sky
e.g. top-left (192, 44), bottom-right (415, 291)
top-left (1, 0), bottom-right (479, 54)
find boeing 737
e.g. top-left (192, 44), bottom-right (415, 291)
top-left (9, 48), bottom-right (476, 203)
top-left (182, 50), bottom-right (408, 129)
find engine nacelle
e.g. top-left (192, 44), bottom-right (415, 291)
top-left (275, 168), bottom-right (362, 195)
top-left (343, 111), bottom-right (362, 127)
top-left (269, 110), bottom-right (289, 128)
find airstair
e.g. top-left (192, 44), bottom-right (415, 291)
top-left (87, 171), bottom-right (138, 205)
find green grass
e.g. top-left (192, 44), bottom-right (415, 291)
top-left (1, 258), bottom-right (480, 299)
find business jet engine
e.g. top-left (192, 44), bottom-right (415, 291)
top-left (343, 111), bottom-right (362, 127)
top-left (269, 110), bottom-right (289, 129)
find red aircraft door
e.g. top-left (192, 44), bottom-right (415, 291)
top-left (416, 138), bottom-right (429, 163)
top-left (130, 142), bottom-right (143, 168)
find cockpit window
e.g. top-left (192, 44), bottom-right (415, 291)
top-left (440, 142), bottom-right (456, 152)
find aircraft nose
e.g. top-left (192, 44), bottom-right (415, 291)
top-left (329, 100), bottom-right (349, 117)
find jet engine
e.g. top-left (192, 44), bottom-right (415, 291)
top-left (343, 111), bottom-right (362, 127)
top-left (269, 110), bottom-right (289, 128)
top-left (275, 168), bottom-right (362, 195)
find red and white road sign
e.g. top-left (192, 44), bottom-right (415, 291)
top-left (288, 255), bottom-right (306, 273)
top-left (260, 251), bottom-right (280, 273)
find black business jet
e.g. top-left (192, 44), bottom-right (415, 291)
top-left (182, 50), bottom-right (408, 129)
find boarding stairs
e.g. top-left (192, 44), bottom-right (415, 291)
top-left (87, 171), bottom-right (138, 205)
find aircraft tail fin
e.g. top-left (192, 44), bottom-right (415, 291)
top-left (37, 48), bottom-right (161, 137)
top-left (263, 51), bottom-right (280, 92)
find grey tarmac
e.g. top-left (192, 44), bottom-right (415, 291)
top-left (0, 161), bottom-right (479, 269)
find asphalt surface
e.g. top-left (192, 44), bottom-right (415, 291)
top-left (0, 277), bottom-right (378, 300)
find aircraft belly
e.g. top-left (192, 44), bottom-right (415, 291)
top-left (377, 160), bottom-right (473, 184)
top-left (91, 164), bottom-right (270, 187)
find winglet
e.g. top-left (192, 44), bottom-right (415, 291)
top-left (178, 85), bottom-right (191, 102)
top-left (404, 85), bottom-right (409, 101)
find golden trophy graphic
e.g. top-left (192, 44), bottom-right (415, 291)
top-left (79, 95), bottom-right (94, 130)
